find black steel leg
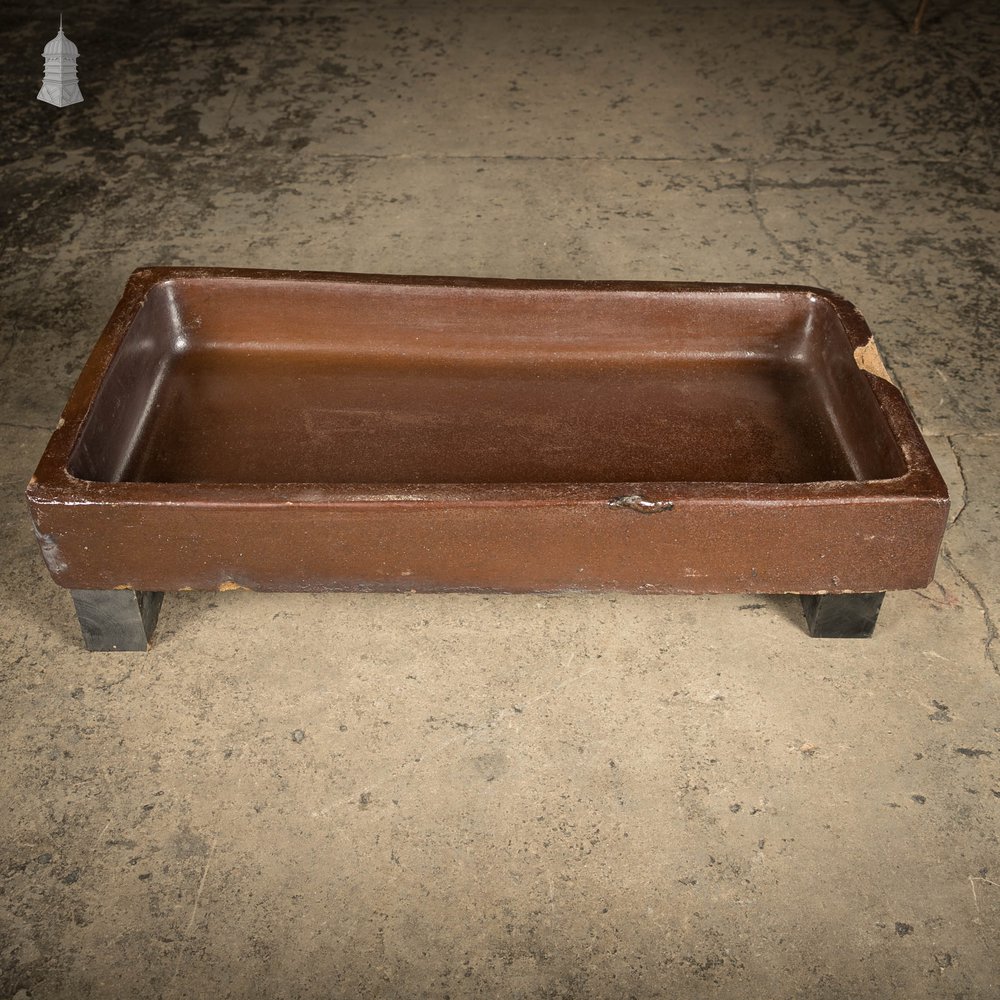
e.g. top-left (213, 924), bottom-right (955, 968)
top-left (70, 589), bottom-right (164, 651)
top-left (800, 592), bottom-right (885, 638)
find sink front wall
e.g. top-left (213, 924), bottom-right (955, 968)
top-left (29, 489), bottom-right (947, 595)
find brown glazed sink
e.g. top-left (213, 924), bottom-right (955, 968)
top-left (27, 268), bottom-right (948, 649)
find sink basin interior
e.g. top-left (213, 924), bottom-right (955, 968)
top-left (68, 277), bottom-right (906, 486)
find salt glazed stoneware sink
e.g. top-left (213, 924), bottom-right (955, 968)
top-left (27, 267), bottom-right (949, 650)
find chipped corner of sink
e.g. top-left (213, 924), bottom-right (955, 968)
top-left (853, 338), bottom-right (895, 385)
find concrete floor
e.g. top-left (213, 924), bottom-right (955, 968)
top-left (2, 1), bottom-right (999, 997)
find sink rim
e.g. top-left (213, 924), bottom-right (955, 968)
top-left (28, 266), bottom-right (946, 507)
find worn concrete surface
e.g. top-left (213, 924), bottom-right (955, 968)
top-left (2, 1), bottom-right (999, 997)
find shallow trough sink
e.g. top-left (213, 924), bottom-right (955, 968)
top-left (27, 268), bottom-right (948, 649)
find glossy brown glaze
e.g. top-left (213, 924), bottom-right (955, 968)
top-left (27, 268), bottom-right (948, 594)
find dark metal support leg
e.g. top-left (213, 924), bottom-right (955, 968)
top-left (70, 589), bottom-right (164, 651)
top-left (800, 592), bottom-right (885, 638)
